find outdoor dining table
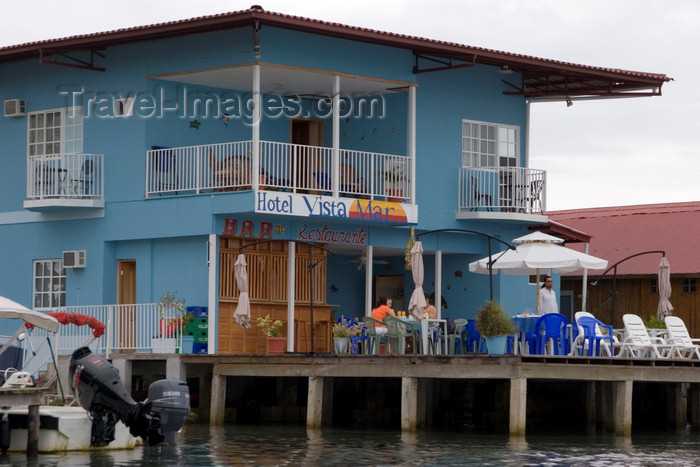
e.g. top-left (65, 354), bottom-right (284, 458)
top-left (397, 317), bottom-right (448, 355)
top-left (512, 315), bottom-right (540, 355)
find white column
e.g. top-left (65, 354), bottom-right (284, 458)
top-left (525, 99), bottom-right (531, 168)
top-left (408, 86), bottom-right (416, 204)
top-left (332, 75), bottom-right (340, 197)
top-left (365, 245), bottom-right (373, 316)
top-left (435, 251), bottom-right (442, 319)
top-left (581, 243), bottom-right (590, 312)
top-left (210, 370), bottom-right (226, 426)
top-left (252, 64), bottom-right (261, 190)
top-left (287, 241), bottom-right (296, 351)
top-left (207, 234), bottom-right (217, 354)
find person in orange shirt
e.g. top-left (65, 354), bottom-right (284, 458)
top-left (370, 296), bottom-right (396, 335)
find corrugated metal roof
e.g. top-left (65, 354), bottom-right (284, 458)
top-left (546, 202), bottom-right (700, 276)
top-left (0, 6), bottom-right (671, 99)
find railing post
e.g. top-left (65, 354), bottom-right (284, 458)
top-left (196, 146), bottom-right (202, 194)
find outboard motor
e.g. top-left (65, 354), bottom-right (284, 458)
top-left (69, 347), bottom-right (189, 447)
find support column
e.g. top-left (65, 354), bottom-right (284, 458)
top-left (364, 245), bottom-right (373, 316)
top-left (307, 376), bottom-right (326, 429)
top-left (585, 381), bottom-right (596, 434)
top-left (407, 86), bottom-right (416, 204)
top-left (210, 369), bottom-right (226, 426)
top-left (668, 382), bottom-right (688, 429)
top-left (690, 384), bottom-right (700, 430)
top-left (251, 63), bottom-right (260, 190)
top-left (435, 251), bottom-right (442, 320)
top-left (27, 404), bottom-right (39, 457)
top-left (287, 241), bottom-right (296, 351)
top-left (401, 377), bottom-right (419, 432)
top-left (166, 356), bottom-right (185, 380)
top-left (509, 377), bottom-right (527, 436)
top-left (112, 358), bottom-right (132, 392)
top-left (614, 380), bottom-right (633, 436)
top-left (207, 234), bottom-right (217, 354)
top-left (332, 75), bottom-right (340, 197)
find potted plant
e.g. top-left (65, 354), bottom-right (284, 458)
top-left (332, 317), bottom-right (354, 355)
top-left (475, 300), bottom-right (516, 355)
top-left (155, 292), bottom-right (194, 353)
top-left (256, 314), bottom-right (285, 354)
top-left (383, 163), bottom-right (407, 202)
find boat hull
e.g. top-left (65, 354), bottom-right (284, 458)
top-left (3, 406), bottom-right (141, 452)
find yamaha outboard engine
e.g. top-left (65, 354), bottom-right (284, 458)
top-left (69, 347), bottom-right (189, 447)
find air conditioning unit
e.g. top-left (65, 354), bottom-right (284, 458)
top-left (62, 250), bottom-right (86, 268)
top-left (4, 99), bottom-right (26, 117)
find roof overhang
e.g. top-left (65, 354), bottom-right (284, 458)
top-left (0, 7), bottom-right (671, 100)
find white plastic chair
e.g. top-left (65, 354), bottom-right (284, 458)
top-left (617, 314), bottom-right (673, 359)
top-left (664, 316), bottom-right (700, 359)
top-left (569, 311), bottom-right (617, 356)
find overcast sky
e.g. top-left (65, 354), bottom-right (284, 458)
top-left (3, 0), bottom-right (698, 211)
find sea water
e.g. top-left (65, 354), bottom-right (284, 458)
top-left (2, 424), bottom-right (699, 466)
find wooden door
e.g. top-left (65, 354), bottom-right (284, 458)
top-left (291, 119), bottom-right (323, 191)
top-left (117, 260), bottom-right (137, 352)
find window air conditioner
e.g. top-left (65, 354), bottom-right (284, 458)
top-left (4, 99), bottom-right (26, 117)
top-left (62, 250), bottom-right (86, 268)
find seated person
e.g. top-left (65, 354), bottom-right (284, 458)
top-left (423, 295), bottom-right (438, 320)
top-left (370, 296), bottom-right (396, 335)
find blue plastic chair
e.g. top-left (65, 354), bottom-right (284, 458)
top-left (532, 313), bottom-right (568, 355)
top-left (465, 320), bottom-right (481, 353)
top-left (577, 316), bottom-right (614, 357)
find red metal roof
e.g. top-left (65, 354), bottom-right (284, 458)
top-left (0, 6), bottom-right (671, 99)
top-left (546, 202), bottom-right (700, 276)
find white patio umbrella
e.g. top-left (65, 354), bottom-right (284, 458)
top-left (468, 231), bottom-right (608, 308)
top-left (233, 254), bottom-right (251, 329)
top-left (657, 256), bottom-right (674, 320)
top-left (407, 241), bottom-right (427, 319)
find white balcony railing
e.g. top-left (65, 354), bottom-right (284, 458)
top-left (38, 303), bottom-right (188, 357)
top-left (146, 140), bottom-right (411, 201)
top-left (26, 154), bottom-right (104, 200)
top-left (458, 167), bottom-right (546, 214)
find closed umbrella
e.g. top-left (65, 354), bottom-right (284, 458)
top-left (469, 231), bottom-right (608, 307)
top-left (233, 254), bottom-right (251, 329)
top-left (407, 241), bottom-right (427, 319)
top-left (657, 256), bottom-right (674, 320)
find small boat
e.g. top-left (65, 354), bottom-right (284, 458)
top-left (0, 296), bottom-right (189, 452)
top-left (2, 405), bottom-right (140, 452)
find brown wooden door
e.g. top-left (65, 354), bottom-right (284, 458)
top-left (117, 260), bottom-right (137, 352)
top-left (291, 119), bottom-right (323, 191)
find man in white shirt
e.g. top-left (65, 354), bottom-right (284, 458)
top-left (538, 275), bottom-right (558, 315)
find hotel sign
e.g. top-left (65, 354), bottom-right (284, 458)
top-left (255, 191), bottom-right (417, 224)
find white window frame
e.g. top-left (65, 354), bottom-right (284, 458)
top-left (462, 119), bottom-right (519, 168)
top-left (27, 106), bottom-right (83, 157)
top-left (33, 259), bottom-right (66, 309)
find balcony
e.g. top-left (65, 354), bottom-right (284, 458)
top-left (457, 167), bottom-right (546, 219)
top-left (17, 303), bottom-right (190, 378)
top-left (24, 154), bottom-right (105, 211)
top-left (146, 140), bottom-right (411, 202)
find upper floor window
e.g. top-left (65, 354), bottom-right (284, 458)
top-left (462, 119), bottom-right (519, 168)
top-left (33, 259), bottom-right (65, 309)
top-left (682, 278), bottom-right (697, 294)
top-left (28, 107), bottom-right (83, 157)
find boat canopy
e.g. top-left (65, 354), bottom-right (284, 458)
top-left (0, 296), bottom-right (60, 333)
